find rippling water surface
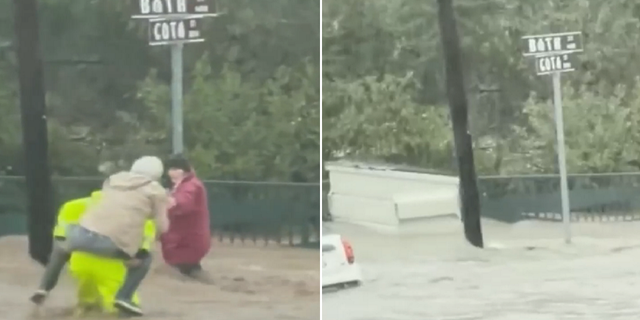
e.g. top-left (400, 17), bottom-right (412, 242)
top-left (323, 218), bottom-right (640, 320)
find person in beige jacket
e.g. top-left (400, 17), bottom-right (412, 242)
top-left (30, 156), bottom-right (170, 316)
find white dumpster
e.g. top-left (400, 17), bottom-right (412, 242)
top-left (325, 161), bottom-right (460, 233)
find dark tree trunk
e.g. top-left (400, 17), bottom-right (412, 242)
top-left (13, 0), bottom-right (55, 265)
top-left (436, 0), bottom-right (483, 248)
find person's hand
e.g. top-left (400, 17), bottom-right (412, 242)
top-left (167, 196), bottom-right (177, 208)
top-left (125, 258), bottom-right (142, 268)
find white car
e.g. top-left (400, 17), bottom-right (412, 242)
top-left (322, 230), bottom-right (363, 290)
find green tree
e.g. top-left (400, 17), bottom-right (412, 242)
top-left (0, 0), bottom-right (320, 181)
top-left (511, 83), bottom-right (640, 174)
top-left (137, 56), bottom-right (320, 181)
top-left (323, 0), bottom-right (640, 175)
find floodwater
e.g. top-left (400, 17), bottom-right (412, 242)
top-left (323, 218), bottom-right (640, 320)
top-left (0, 236), bottom-right (319, 320)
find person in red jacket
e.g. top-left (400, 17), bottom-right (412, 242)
top-left (162, 154), bottom-right (212, 283)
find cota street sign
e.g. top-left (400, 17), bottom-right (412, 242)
top-left (535, 53), bottom-right (575, 75)
top-left (522, 31), bottom-right (583, 57)
top-left (132, 0), bottom-right (216, 18)
top-left (148, 17), bottom-right (205, 46)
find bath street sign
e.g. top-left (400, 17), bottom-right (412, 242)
top-left (522, 31), bottom-right (583, 57)
top-left (132, 0), bottom-right (216, 18)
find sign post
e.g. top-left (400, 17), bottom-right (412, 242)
top-left (131, 0), bottom-right (220, 154)
top-left (522, 31), bottom-right (583, 244)
top-left (171, 44), bottom-right (184, 153)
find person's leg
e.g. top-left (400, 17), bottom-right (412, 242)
top-left (30, 239), bottom-right (73, 304)
top-left (70, 252), bottom-right (103, 314)
top-left (113, 254), bottom-right (152, 316)
top-left (175, 263), bottom-right (201, 277)
top-left (96, 255), bottom-right (131, 315)
top-left (190, 263), bottom-right (214, 284)
top-left (68, 228), bottom-right (150, 316)
top-left (30, 224), bottom-right (97, 304)
top-left (32, 224), bottom-right (150, 315)
top-left (66, 227), bottom-right (150, 316)
top-left (174, 263), bottom-right (213, 284)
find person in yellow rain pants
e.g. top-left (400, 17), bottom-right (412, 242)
top-left (54, 191), bottom-right (157, 316)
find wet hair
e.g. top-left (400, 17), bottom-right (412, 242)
top-left (165, 154), bottom-right (192, 172)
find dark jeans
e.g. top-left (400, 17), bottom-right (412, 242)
top-left (38, 225), bottom-right (152, 302)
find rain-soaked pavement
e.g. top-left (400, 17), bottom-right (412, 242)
top-left (0, 236), bottom-right (319, 320)
top-left (323, 218), bottom-right (640, 320)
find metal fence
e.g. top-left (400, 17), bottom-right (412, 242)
top-left (0, 176), bottom-right (320, 247)
top-left (478, 172), bottom-right (640, 223)
top-left (321, 180), bottom-right (330, 221)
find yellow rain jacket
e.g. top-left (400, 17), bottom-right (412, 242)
top-left (56, 191), bottom-right (156, 314)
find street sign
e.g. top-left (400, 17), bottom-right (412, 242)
top-left (522, 31), bottom-right (583, 56)
top-left (521, 31), bottom-right (585, 244)
top-left (132, 0), bottom-right (216, 18)
top-left (535, 53), bottom-right (575, 75)
top-left (148, 17), bottom-right (204, 45)
top-left (130, 0), bottom-right (221, 155)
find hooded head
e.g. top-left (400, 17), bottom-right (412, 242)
top-left (130, 156), bottom-right (164, 181)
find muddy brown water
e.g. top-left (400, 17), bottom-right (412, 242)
top-left (0, 236), bottom-right (319, 320)
top-left (323, 218), bottom-right (640, 320)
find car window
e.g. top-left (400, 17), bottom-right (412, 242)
top-left (322, 244), bottom-right (336, 252)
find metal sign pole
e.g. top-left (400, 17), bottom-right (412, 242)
top-left (132, 0), bottom-right (220, 155)
top-left (552, 71), bottom-right (571, 244)
top-left (522, 30), bottom-right (583, 244)
top-left (170, 43), bottom-right (184, 154)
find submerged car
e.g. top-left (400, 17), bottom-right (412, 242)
top-left (322, 229), bottom-right (363, 290)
